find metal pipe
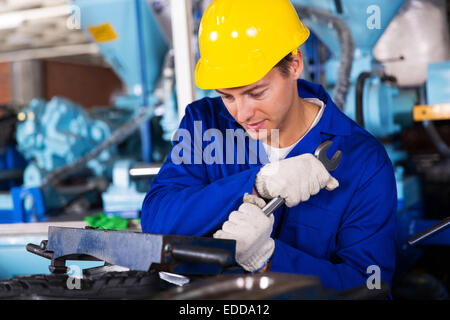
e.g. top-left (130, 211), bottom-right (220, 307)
top-left (355, 71), bottom-right (373, 128)
top-left (408, 216), bottom-right (450, 246)
top-left (294, 5), bottom-right (354, 110)
top-left (171, 0), bottom-right (196, 120)
top-left (135, 0), bottom-right (153, 163)
top-left (129, 163), bottom-right (162, 177)
top-left (422, 120), bottom-right (450, 158)
top-left (0, 169), bottom-right (23, 181)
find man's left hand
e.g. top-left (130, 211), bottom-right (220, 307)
top-left (213, 193), bottom-right (274, 272)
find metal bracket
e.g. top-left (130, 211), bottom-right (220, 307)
top-left (27, 226), bottom-right (237, 275)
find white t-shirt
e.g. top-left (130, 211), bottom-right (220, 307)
top-left (262, 98), bottom-right (325, 162)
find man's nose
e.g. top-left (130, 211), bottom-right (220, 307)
top-left (235, 100), bottom-right (255, 123)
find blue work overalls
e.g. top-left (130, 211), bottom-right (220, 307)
top-left (141, 79), bottom-right (397, 291)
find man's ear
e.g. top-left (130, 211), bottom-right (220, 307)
top-left (290, 49), bottom-right (304, 79)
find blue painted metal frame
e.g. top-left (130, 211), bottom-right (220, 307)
top-left (302, 31), bottom-right (331, 84)
top-left (135, 0), bottom-right (152, 163)
top-left (11, 187), bottom-right (46, 223)
top-left (427, 61), bottom-right (450, 105)
top-left (0, 146), bottom-right (26, 191)
top-left (74, 0), bottom-right (170, 162)
top-left (1, 187), bottom-right (45, 224)
top-left (291, 1), bottom-right (450, 276)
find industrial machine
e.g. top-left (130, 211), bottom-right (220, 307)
top-left (0, 106), bottom-right (26, 191)
top-left (0, 0), bottom-right (178, 223)
top-left (289, 0), bottom-right (450, 279)
top-left (404, 62), bottom-right (450, 244)
top-left (0, 225), bottom-right (390, 300)
top-left (2, 97), bottom-right (118, 222)
top-left (0, 105), bottom-right (27, 222)
top-left (0, 0), bottom-right (449, 299)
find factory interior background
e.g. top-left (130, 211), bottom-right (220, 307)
top-left (0, 0), bottom-right (449, 300)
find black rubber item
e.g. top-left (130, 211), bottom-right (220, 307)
top-left (170, 244), bottom-right (233, 267)
top-left (153, 273), bottom-right (326, 300)
top-left (0, 169), bottom-right (24, 182)
top-left (355, 71), bottom-right (373, 128)
top-left (334, 0), bottom-right (343, 14)
top-left (392, 273), bottom-right (449, 300)
top-left (0, 105), bottom-right (18, 148)
top-left (0, 270), bottom-right (174, 300)
top-left (336, 280), bottom-right (390, 300)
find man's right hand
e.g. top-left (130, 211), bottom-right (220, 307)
top-left (254, 153), bottom-right (339, 207)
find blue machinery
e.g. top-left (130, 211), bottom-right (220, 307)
top-left (0, 0), bottom-right (177, 222)
top-left (0, 0), bottom-right (449, 280)
top-left (291, 0), bottom-right (450, 273)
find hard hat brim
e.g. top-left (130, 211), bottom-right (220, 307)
top-left (195, 28), bottom-right (310, 90)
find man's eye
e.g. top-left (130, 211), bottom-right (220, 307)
top-left (222, 95), bottom-right (233, 100)
top-left (249, 91), bottom-right (264, 98)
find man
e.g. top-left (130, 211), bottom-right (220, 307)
top-left (141, 0), bottom-right (397, 291)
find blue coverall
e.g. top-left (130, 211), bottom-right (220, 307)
top-left (141, 79), bottom-right (397, 291)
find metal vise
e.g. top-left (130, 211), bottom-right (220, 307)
top-left (26, 226), bottom-right (238, 276)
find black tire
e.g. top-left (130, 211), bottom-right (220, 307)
top-left (392, 273), bottom-right (449, 300)
top-left (0, 270), bottom-right (175, 300)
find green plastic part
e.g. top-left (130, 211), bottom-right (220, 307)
top-left (84, 213), bottom-right (129, 230)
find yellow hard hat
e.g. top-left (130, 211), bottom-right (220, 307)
top-left (195, 0), bottom-right (310, 90)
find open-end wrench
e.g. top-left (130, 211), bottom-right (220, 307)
top-left (261, 140), bottom-right (342, 216)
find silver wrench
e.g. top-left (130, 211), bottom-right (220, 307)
top-left (261, 140), bottom-right (342, 216)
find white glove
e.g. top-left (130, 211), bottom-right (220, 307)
top-left (213, 193), bottom-right (274, 272)
top-left (255, 153), bottom-right (339, 207)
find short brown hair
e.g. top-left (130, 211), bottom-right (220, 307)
top-left (275, 53), bottom-right (294, 77)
